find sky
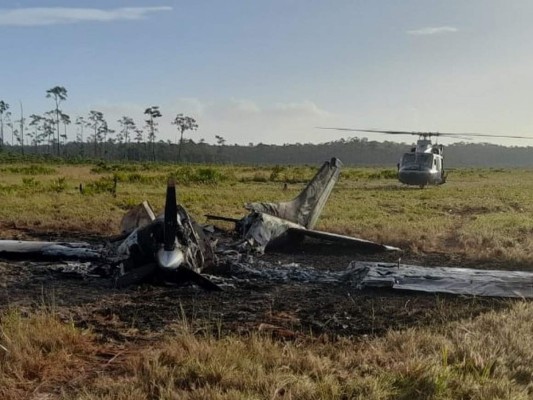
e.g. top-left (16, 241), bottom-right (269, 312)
top-left (2, 1), bottom-right (533, 147)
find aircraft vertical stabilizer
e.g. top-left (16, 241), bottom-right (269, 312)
top-left (245, 157), bottom-right (342, 229)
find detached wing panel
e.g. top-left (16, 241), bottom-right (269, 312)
top-left (287, 228), bottom-right (400, 252)
top-left (350, 261), bottom-right (533, 298)
top-left (0, 240), bottom-right (103, 260)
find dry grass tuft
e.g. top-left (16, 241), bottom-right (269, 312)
top-left (0, 309), bottom-right (97, 399)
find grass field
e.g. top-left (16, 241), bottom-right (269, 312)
top-left (0, 161), bottom-right (532, 399)
top-left (1, 162), bottom-right (533, 265)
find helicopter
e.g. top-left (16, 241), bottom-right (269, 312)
top-left (318, 128), bottom-right (533, 188)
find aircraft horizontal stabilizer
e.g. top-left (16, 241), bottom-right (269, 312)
top-left (287, 228), bottom-right (400, 252)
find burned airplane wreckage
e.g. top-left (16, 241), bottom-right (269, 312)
top-left (0, 158), bottom-right (531, 298)
top-left (0, 158), bottom-right (396, 290)
top-left (208, 157), bottom-right (398, 253)
top-left (0, 179), bottom-right (219, 290)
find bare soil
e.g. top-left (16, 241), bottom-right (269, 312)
top-left (0, 229), bottom-right (517, 343)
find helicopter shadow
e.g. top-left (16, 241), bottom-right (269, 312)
top-left (365, 184), bottom-right (436, 192)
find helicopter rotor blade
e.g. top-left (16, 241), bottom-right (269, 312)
top-left (438, 132), bottom-right (533, 140)
top-left (317, 127), bottom-right (533, 140)
top-left (317, 127), bottom-right (422, 135)
top-left (449, 135), bottom-right (474, 141)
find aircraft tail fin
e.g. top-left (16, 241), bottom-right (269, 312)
top-left (245, 157), bottom-right (343, 229)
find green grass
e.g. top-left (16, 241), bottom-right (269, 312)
top-left (1, 163), bottom-right (533, 266)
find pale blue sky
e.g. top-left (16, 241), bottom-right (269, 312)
top-left (2, 1), bottom-right (533, 146)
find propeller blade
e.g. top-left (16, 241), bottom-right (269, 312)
top-left (164, 178), bottom-right (178, 251)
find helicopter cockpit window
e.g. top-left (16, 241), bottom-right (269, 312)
top-left (401, 153), bottom-right (434, 168)
top-left (416, 153), bottom-right (433, 167)
top-left (401, 153), bottom-right (416, 165)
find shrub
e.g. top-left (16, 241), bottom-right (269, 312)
top-left (1, 165), bottom-right (56, 175)
top-left (269, 165), bottom-right (285, 182)
top-left (50, 177), bottom-right (67, 193)
top-left (84, 176), bottom-right (116, 195)
top-left (251, 172), bottom-right (269, 182)
top-left (22, 177), bottom-right (40, 188)
top-left (90, 162), bottom-right (140, 174)
top-left (174, 166), bottom-right (227, 185)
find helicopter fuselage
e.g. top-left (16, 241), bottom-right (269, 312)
top-left (397, 139), bottom-right (446, 187)
top-left (398, 163), bottom-right (444, 186)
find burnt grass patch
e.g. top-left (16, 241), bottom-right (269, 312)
top-left (0, 234), bottom-right (516, 343)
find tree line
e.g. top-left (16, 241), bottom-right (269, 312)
top-left (0, 86), bottom-right (198, 162)
top-left (4, 86), bottom-right (533, 167)
top-left (3, 135), bottom-right (533, 168)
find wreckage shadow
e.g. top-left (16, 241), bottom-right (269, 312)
top-left (366, 184), bottom-right (430, 192)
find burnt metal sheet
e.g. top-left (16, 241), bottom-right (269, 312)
top-left (0, 240), bottom-right (103, 260)
top-left (350, 261), bottom-right (533, 298)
